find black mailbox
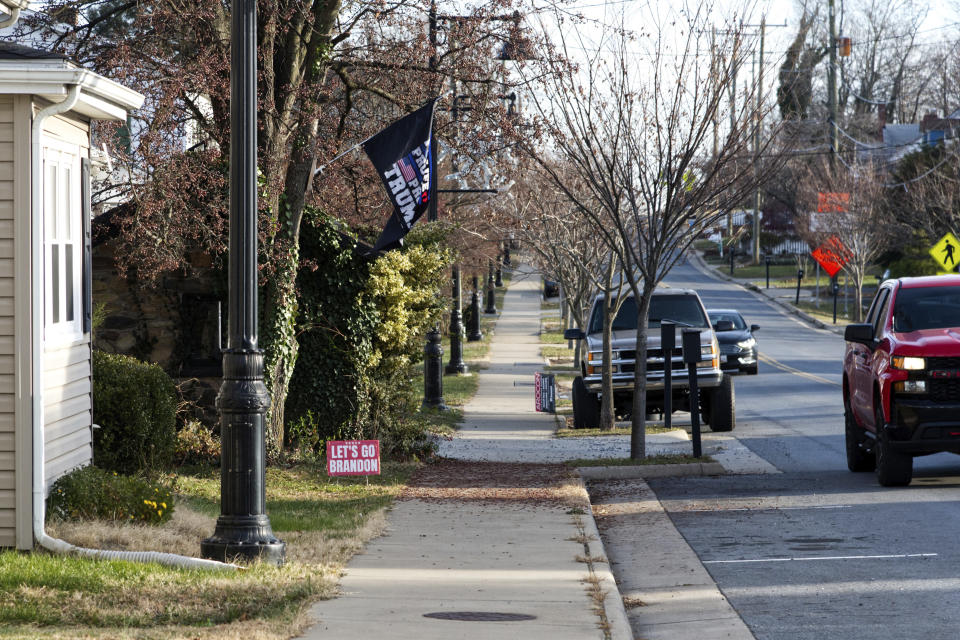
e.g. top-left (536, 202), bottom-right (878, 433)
top-left (682, 328), bottom-right (701, 364)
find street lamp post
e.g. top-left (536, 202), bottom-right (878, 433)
top-left (445, 265), bottom-right (468, 374)
top-left (467, 275), bottom-right (483, 341)
top-left (484, 259), bottom-right (497, 314)
top-left (201, 0), bottom-right (285, 565)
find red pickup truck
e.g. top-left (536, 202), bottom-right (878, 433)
top-left (844, 275), bottom-right (960, 486)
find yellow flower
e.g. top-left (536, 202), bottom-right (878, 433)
top-left (161, 502), bottom-right (167, 509)
top-left (158, 510), bottom-right (163, 517)
top-left (143, 499), bottom-right (150, 505)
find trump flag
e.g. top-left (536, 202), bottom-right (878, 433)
top-left (364, 100), bottom-right (437, 252)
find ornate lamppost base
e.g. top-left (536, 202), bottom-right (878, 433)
top-left (445, 361), bottom-right (468, 375)
top-left (202, 515), bottom-right (286, 564)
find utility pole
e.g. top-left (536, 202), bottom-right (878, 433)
top-left (828, 0), bottom-right (839, 165)
top-left (752, 15), bottom-right (765, 266)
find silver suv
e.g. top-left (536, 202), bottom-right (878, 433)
top-left (565, 288), bottom-right (734, 431)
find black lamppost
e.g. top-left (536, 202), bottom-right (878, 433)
top-left (484, 258), bottom-right (498, 314)
top-left (445, 265), bottom-right (468, 374)
top-left (201, 0), bottom-right (285, 565)
top-left (495, 254), bottom-right (504, 287)
top-left (422, 328), bottom-right (448, 409)
top-left (467, 275), bottom-right (483, 341)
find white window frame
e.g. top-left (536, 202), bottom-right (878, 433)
top-left (42, 138), bottom-right (83, 341)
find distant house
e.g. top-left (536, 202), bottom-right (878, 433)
top-left (0, 41), bottom-right (143, 549)
top-left (919, 109), bottom-right (960, 146)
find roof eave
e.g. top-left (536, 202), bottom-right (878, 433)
top-left (0, 64), bottom-right (144, 120)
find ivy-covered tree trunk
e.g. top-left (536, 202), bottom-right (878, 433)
top-left (260, 247), bottom-right (300, 457)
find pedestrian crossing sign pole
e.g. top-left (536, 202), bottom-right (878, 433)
top-left (930, 232), bottom-right (960, 274)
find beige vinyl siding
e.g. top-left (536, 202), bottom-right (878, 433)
top-left (14, 94), bottom-right (30, 548)
top-left (43, 339), bottom-right (91, 489)
top-left (41, 111), bottom-right (93, 493)
top-left (0, 96), bottom-right (14, 547)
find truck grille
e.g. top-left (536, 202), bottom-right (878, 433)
top-left (616, 348), bottom-right (687, 373)
top-left (928, 357), bottom-right (960, 370)
top-left (930, 379), bottom-right (960, 402)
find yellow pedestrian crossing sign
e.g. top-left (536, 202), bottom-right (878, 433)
top-left (931, 232), bottom-right (960, 272)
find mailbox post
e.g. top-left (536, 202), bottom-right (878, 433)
top-left (832, 277), bottom-right (840, 324)
top-left (795, 268), bottom-right (804, 305)
top-left (682, 329), bottom-right (703, 458)
top-left (661, 322), bottom-right (676, 431)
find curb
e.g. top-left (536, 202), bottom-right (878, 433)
top-left (686, 251), bottom-right (845, 336)
top-left (574, 476), bottom-right (634, 640)
top-left (576, 461), bottom-right (726, 480)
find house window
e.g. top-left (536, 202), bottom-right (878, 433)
top-left (43, 141), bottom-right (82, 339)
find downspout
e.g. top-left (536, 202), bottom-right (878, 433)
top-left (30, 85), bottom-right (237, 571)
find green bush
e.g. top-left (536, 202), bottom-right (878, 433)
top-left (92, 351), bottom-right (177, 474)
top-left (285, 212), bottom-right (377, 446)
top-left (47, 465), bottom-right (174, 525)
top-left (287, 212), bottom-right (452, 460)
top-left (174, 420), bottom-right (220, 466)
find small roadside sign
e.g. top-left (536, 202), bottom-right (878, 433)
top-left (326, 440), bottom-right (381, 476)
top-left (534, 372), bottom-right (556, 413)
top-left (811, 236), bottom-right (852, 278)
top-left (930, 232), bottom-right (960, 272)
top-left (817, 192), bottom-right (849, 213)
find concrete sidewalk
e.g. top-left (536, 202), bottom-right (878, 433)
top-left (300, 262), bottom-right (756, 640)
top-left (302, 264), bottom-right (629, 639)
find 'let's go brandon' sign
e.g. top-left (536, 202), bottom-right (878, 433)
top-left (326, 440), bottom-right (381, 476)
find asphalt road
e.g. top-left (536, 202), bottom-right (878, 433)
top-left (642, 255), bottom-right (960, 639)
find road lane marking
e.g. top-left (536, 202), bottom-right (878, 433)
top-left (681, 505), bottom-right (852, 513)
top-left (758, 353), bottom-right (841, 387)
top-left (704, 553), bottom-right (937, 565)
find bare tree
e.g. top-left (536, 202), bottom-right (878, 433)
top-left (887, 143), bottom-right (960, 247)
top-left (508, 162), bottom-right (628, 430)
top-left (796, 157), bottom-right (898, 320)
top-left (519, 2), bottom-right (784, 457)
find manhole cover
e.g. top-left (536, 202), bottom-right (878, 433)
top-left (423, 611), bottom-right (537, 622)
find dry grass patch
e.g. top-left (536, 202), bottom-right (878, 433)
top-left (0, 462), bottom-right (414, 638)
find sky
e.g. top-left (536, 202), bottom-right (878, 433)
top-left (519, 0), bottom-right (960, 116)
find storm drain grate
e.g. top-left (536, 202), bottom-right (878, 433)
top-left (423, 611), bottom-right (537, 622)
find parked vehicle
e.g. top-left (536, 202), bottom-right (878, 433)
top-left (564, 288), bottom-right (734, 431)
top-left (543, 279), bottom-right (559, 299)
top-left (707, 309), bottom-right (759, 375)
top-left (843, 275), bottom-right (960, 486)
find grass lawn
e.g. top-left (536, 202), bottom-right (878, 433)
top-left (3, 461), bottom-right (417, 639)
top-left (566, 454), bottom-right (714, 467)
top-left (540, 330), bottom-right (567, 345)
top-left (541, 346), bottom-right (574, 360)
top-left (795, 299), bottom-right (858, 326)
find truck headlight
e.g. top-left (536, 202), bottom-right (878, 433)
top-left (737, 337), bottom-right (756, 350)
top-left (891, 356), bottom-right (925, 370)
top-left (698, 339), bottom-right (720, 370)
